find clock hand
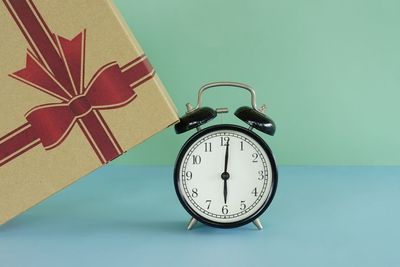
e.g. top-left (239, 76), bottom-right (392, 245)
top-left (224, 139), bottom-right (229, 173)
top-left (223, 179), bottom-right (228, 204)
top-left (221, 139), bottom-right (230, 204)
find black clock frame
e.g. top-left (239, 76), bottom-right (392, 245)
top-left (173, 124), bottom-right (278, 229)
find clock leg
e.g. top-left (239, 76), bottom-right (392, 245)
top-left (253, 218), bottom-right (263, 230)
top-left (187, 217), bottom-right (198, 230)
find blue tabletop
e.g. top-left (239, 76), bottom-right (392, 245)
top-left (1, 166), bottom-right (399, 267)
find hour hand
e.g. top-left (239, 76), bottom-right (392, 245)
top-left (221, 171), bottom-right (230, 203)
top-left (223, 179), bottom-right (227, 204)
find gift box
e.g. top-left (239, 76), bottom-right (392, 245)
top-left (0, 0), bottom-right (178, 224)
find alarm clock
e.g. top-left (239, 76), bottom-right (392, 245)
top-left (173, 82), bottom-right (278, 230)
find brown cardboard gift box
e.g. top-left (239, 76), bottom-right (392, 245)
top-left (0, 0), bottom-right (178, 224)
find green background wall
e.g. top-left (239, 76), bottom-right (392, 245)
top-left (113, 0), bottom-right (400, 166)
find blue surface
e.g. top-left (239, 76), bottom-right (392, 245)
top-left (1, 166), bottom-right (399, 267)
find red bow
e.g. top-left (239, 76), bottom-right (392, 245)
top-left (0, 0), bottom-right (154, 166)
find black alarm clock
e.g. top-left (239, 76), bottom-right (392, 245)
top-left (173, 82), bottom-right (278, 230)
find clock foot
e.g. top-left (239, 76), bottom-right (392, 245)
top-left (187, 217), bottom-right (198, 230)
top-left (253, 218), bottom-right (263, 230)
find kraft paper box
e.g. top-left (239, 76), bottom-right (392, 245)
top-left (0, 0), bottom-right (178, 224)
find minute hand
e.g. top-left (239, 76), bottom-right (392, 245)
top-left (224, 140), bottom-right (229, 172)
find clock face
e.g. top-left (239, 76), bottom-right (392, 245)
top-left (174, 124), bottom-right (277, 228)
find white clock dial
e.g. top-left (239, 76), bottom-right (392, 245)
top-left (176, 126), bottom-right (275, 225)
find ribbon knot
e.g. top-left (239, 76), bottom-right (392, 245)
top-left (69, 95), bottom-right (91, 117)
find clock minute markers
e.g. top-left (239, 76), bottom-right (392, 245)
top-left (221, 138), bottom-right (230, 204)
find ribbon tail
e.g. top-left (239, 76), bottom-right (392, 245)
top-left (0, 123), bottom-right (40, 167)
top-left (3, 0), bottom-right (75, 94)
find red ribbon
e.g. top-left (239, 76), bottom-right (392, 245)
top-left (0, 0), bottom-right (155, 166)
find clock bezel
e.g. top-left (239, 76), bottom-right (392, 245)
top-left (173, 124), bottom-right (278, 229)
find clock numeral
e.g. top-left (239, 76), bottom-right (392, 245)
top-left (191, 188), bottom-right (198, 198)
top-left (220, 137), bottom-right (230, 146)
top-left (205, 199), bottom-right (212, 210)
top-left (252, 153), bottom-right (259, 162)
top-left (185, 171), bottom-right (193, 180)
top-left (251, 187), bottom-right (258, 197)
top-left (222, 205), bottom-right (228, 215)
top-left (204, 142), bottom-right (212, 152)
top-left (240, 201), bottom-right (246, 210)
top-left (240, 141), bottom-right (244, 151)
top-left (258, 170), bottom-right (265, 180)
top-left (192, 155), bottom-right (202, 165)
